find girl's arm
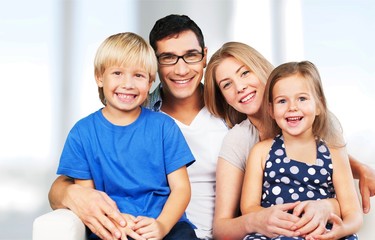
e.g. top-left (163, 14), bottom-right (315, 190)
top-left (213, 148), bottom-right (301, 240)
top-left (348, 154), bottom-right (375, 213)
top-left (316, 147), bottom-right (363, 239)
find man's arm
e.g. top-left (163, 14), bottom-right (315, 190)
top-left (349, 154), bottom-right (375, 213)
top-left (48, 175), bottom-right (126, 240)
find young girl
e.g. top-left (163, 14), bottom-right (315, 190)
top-left (240, 61), bottom-right (362, 239)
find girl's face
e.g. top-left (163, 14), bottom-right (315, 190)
top-left (215, 57), bottom-right (265, 117)
top-left (96, 65), bottom-right (152, 120)
top-left (271, 74), bottom-right (320, 138)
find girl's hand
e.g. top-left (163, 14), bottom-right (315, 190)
top-left (133, 216), bottom-right (167, 240)
top-left (306, 213), bottom-right (344, 240)
top-left (291, 200), bottom-right (332, 237)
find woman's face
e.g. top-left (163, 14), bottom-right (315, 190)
top-left (215, 57), bottom-right (265, 117)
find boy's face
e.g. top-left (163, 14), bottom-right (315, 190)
top-left (155, 30), bottom-right (207, 101)
top-left (96, 65), bottom-right (152, 118)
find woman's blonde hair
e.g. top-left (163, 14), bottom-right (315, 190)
top-left (263, 61), bottom-right (345, 147)
top-left (204, 42), bottom-right (274, 128)
top-left (94, 32), bottom-right (157, 105)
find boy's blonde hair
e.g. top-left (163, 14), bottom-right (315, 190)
top-left (204, 41), bottom-right (274, 128)
top-left (263, 61), bottom-right (345, 147)
top-left (94, 32), bottom-right (157, 105)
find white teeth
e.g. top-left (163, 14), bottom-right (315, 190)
top-left (240, 93), bottom-right (254, 103)
top-left (174, 79), bottom-right (190, 84)
top-left (287, 117), bottom-right (301, 121)
top-left (117, 93), bottom-right (135, 99)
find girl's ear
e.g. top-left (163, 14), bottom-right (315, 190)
top-left (269, 103), bottom-right (275, 119)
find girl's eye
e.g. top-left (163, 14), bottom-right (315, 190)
top-left (113, 71), bottom-right (121, 76)
top-left (299, 96), bottom-right (307, 101)
top-left (277, 99), bottom-right (286, 104)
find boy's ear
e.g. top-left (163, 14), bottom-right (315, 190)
top-left (95, 74), bottom-right (104, 87)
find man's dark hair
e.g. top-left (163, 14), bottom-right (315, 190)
top-left (149, 14), bottom-right (205, 53)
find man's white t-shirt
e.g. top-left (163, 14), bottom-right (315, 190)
top-left (172, 107), bottom-right (228, 239)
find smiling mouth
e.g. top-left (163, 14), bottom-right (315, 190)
top-left (117, 93), bottom-right (136, 99)
top-left (240, 92), bottom-right (255, 103)
top-left (171, 77), bottom-right (193, 84)
top-left (286, 116), bottom-right (303, 122)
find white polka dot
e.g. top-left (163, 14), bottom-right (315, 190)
top-left (272, 186), bottom-right (281, 195)
top-left (320, 168), bottom-right (328, 175)
top-left (307, 185), bottom-right (316, 190)
top-left (318, 145), bottom-right (327, 153)
top-left (275, 158), bottom-right (281, 164)
top-left (275, 149), bottom-right (284, 156)
top-left (303, 177), bottom-right (309, 182)
top-left (289, 188), bottom-right (294, 193)
top-left (298, 187), bottom-right (304, 192)
top-left (292, 193), bottom-right (299, 200)
top-left (275, 197), bottom-right (284, 204)
top-left (316, 158), bottom-right (324, 166)
top-left (308, 168), bottom-right (316, 175)
top-left (290, 166), bottom-right (299, 174)
top-left (307, 191), bottom-right (315, 198)
top-left (264, 181), bottom-right (270, 188)
top-left (266, 161), bottom-right (272, 168)
top-left (281, 176), bottom-right (290, 184)
top-left (283, 157), bottom-right (290, 163)
top-left (280, 168), bottom-right (285, 173)
top-left (275, 179), bottom-right (280, 183)
top-left (329, 163), bottom-right (333, 169)
top-left (319, 188), bottom-right (327, 196)
top-left (269, 171), bottom-right (276, 178)
top-left (294, 180), bottom-right (301, 185)
top-left (314, 179), bottom-right (320, 184)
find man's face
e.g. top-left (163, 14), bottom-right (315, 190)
top-left (155, 30), bottom-right (207, 101)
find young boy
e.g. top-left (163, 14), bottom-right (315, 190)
top-left (56, 32), bottom-right (197, 240)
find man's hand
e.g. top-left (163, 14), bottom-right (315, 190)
top-left (357, 164), bottom-right (375, 213)
top-left (64, 184), bottom-right (126, 240)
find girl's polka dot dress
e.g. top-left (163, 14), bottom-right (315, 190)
top-left (243, 134), bottom-right (358, 240)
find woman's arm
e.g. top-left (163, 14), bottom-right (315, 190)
top-left (48, 175), bottom-right (125, 240)
top-left (348, 154), bottom-right (375, 213)
top-left (213, 155), bottom-right (300, 240)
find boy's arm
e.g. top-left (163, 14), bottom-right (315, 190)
top-left (48, 175), bottom-right (125, 240)
top-left (157, 166), bottom-right (191, 237)
top-left (348, 154), bottom-right (375, 213)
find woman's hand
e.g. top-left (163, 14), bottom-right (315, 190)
top-left (248, 202), bottom-right (301, 238)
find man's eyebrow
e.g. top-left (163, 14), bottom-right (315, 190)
top-left (158, 49), bottom-right (202, 55)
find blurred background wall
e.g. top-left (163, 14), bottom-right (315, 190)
top-left (0, 0), bottom-right (374, 239)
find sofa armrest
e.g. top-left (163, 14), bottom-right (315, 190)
top-left (33, 209), bottom-right (87, 240)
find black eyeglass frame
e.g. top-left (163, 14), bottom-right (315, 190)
top-left (156, 51), bottom-right (205, 66)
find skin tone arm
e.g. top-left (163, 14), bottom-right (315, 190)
top-left (132, 166), bottom-right (191, 239)
top-left (310, 147), bottom-right (363, 239)
top-left (48, 175), bottom-right (126, 240)
top-left (214, 140), bottom-right (341, 240)
top-left (349, 154), bottom-right (375, 213)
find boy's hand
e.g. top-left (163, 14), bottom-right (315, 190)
top-left (133, 216), bottom-right (167, 240)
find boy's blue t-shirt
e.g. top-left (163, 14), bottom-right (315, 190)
top-left (57, 107), bottom-right (195, 222)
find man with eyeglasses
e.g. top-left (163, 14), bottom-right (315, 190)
top-left (147, 14), bottom-right (228, 239)
top-left (48, 14), bottom-right (227, 240)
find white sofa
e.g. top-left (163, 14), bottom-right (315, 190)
top-left (33, 199), bottom-right (375, 240)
